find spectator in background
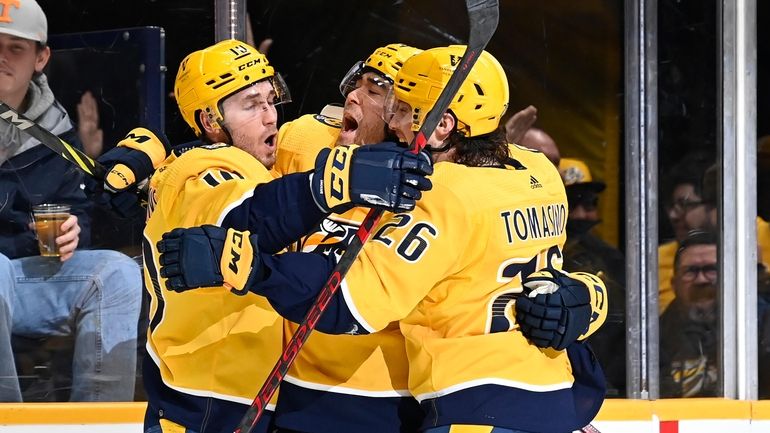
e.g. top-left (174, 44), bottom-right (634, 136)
top-left (659, 230), bottom-right (720, 397)
top-left (660, 229), bottom-right (770, 398)
top-left (660, 180), bottom-right (770, 398)
top-left (0, 0), bottom-right (141, 401)
top-left (503, 104), bottom-right (537, 144)
top-left (659, 152), bottom-right (714, 313)
top-left (502, 106), bottom-right (561, 167)
top-left (697, 163), bottom-right (770, 273)
top-left (559, 157), bottom-right (627, 397)
top-left (519, 126), bottom-right (561, 167)
top-left (76, 90), bottom-right (103, 158)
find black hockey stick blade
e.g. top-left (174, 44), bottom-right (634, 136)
top-left (233, 1), bottom-right (499, 432)
top-left (0, 101), bottom-right (106, 179)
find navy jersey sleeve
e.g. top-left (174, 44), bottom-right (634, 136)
top-left (254, 251), bottom-right (368, 335)
top-left (221, 172), bottom-right (327, 254)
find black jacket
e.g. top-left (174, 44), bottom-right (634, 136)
top-left (0, 129), bottom-right (91, 258)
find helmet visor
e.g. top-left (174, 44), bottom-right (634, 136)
top-left (339, 61), bottom-right (393, 99)
top-left (271, 72), bottom-right (292, 105)
top-left (339, 61), bottom-right (365, 98)
top-left (383, 86), bottom-right (414, 134)
top-left (383, 86), bottom-right (397, 124)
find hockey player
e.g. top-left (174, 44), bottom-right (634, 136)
top-left (138, 39), bottom-right (433, 433)
top-left (271, 44), bottom-right (425, 433)
top-left (158, 46), bottom-right (608, 433)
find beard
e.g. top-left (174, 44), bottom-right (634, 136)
top-left (685, 283), bottom-right (717, 324)
top-left (687, 303), bottom-right (717, 324)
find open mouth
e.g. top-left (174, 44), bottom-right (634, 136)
top-left (342, 115), bottom-right (359, 133)
top-left (264, 133), bottom-right (277, 148)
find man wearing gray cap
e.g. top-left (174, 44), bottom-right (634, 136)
top-left (0, 0), bottom-right (142, 402)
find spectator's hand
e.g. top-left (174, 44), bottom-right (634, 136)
top-left (504, 105), bottom-right (537, 144)
top-left (157, 225), bottom-right (264, 295)
top-left (311, 142), bottom-right (433, 214)
top-left (258, 38), bottom-right (273, 55)
top-left (77, 91), bottom-right (104, 158)
top-left (56, 215), bottom-right (80, 262)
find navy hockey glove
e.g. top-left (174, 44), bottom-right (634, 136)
top-left (310, 142), bottom-right (433, 214)
top-left (157, 225), bottom-right (264, 295)
top-left (86, 181), bottom-right (145, 219)
top-left (86, 128), bottom-right (169, 219)
top-left (515, 268), bottom-right (592, 350)
top-left (98, 127), bottom-right (169, 192)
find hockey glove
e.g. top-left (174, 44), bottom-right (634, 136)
top-left (310, 142), bottom-right (433, 214)
top-left (99, 127), bottom-right (169, 192)
top-left (157, 225), bottom-right (264, 295)
top-left (515, 268), bottom-right (592, 350)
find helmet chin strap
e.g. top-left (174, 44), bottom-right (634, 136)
top-left (426, 141), bottom-right (454, 154)
top-left (424, 114), bottom-right (459, 154)
top-left (220, 121), bottom-right (235, 145)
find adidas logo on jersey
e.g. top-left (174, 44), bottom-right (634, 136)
top-left (530, 175), bottom-right (542, 189)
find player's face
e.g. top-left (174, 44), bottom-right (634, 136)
top-left (221, 81), bottom-right (279, 169)
top-left (337, 71), bottom-right (390, 146)
top-left (0, 35), bottom-right (49, 107)
top-left (673, 244), bottom-right (718, 324)
top-left (666, 184), bottom-right (704, 241)
top-left (387, 99), bottom-right (415, 144)
top-left (388, 100), bottom-right (451, 162)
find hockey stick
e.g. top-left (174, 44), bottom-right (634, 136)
top-left (233, 1), bottom-right (499, 432)
top-left (0, 101), bottom-right (106, 179)
top-left (0, 101), bottom-right (149, 205)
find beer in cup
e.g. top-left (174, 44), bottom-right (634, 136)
top-left (32, 204), bottom-right (71, 257)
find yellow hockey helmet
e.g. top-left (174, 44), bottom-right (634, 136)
top-left (391, 45), bottom-right (509, 137)
top-left (339, 43), bottom-right (423, 97)
top-left (174, 39), bottom-right (291, 136)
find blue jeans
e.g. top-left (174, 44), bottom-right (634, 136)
top-left (0, 250), bottom-right (142, 402)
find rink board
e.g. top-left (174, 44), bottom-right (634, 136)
top-left (0, 400), bottom-right (769, 432)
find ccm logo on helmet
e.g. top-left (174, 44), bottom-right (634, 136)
top-left (238, 59), bottom-right (261, 71)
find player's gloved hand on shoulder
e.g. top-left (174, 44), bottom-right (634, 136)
top-left (515, 268), bottom-right (592, 350)
top-left (98, 127), bottom-right (169, 193)
top-left (310, 142), bottom-right (433, 214)
top-left (157, 225), bottom-right (264, 295)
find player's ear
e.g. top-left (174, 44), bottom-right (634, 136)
top-left (198, 110), bottom-right (229, 143)
top-left (434, 112), bottom-right (456, 141)
top-left (199, 110), bottom-right (218, 134)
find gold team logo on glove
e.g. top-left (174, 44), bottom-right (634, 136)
top-left (323, 146), bottom-right (355, 209)
top-left (220, 228), bottom-right (255, 292)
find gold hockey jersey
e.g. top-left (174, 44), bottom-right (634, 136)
top-left (143, 144), bottom-right (282, 407)
top-left (339, 145), bottom-right (608, 401)
top-left (272, 113), bottom-right (340, 177)
top-left (274, 113), bottom-right (411, 397)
